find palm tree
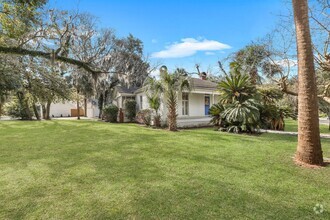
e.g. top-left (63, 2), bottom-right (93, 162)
top-left (292, 0), bottom-right (323, 165)
top-left (233, 44), bottom-right (270, 85)
top-left (144, 66), bottom-right (190, 131)
top-left (147, 93), bottom-right (161, 127)
top-left (218, 71), bottom-right (260, 133)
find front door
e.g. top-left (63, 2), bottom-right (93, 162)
top-left (205, 96), bottom-right (210, 115)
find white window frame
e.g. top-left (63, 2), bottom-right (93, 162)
top-left (139, 95), bottom-right (143, 110)
top-left (182, 92), bottom-right (189, 116)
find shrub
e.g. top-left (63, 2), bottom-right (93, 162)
top-left (216, 72), bottom-right (260, 133)
top-left (125, 100), bottom-right (137, 122)
top-left (4, 96), bottom-right (32, 120)
top-left (209, 103), bottom-right (225, 128)
top-left (223, 99), bottom-right (260, 133)
top-left (103, 105), bottom-right (119, 122)
top-left (153, 114), bottom-right (161, 128)
top-left (136, 109), bottom-right (152, 126)
top-left (147, 94), bottom-right (161, 127)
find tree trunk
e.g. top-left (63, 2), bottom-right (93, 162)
top-left (98, 94), bottom-right (103, 119)
top-left (250, 66), bottom-right (258, 85)
top-left (167, 93), bottom-right (177, 131)
top-left (41, 104), bottom-right (47, 119)
top-left (77, 90), bottom-right (80, 120)
top-left (24, 98), bottom-right (32, 120)
top-left (84, 98), bottom-right (87, 117)
top-left (101, 91), bottom-right (108, 120)
top-left (32, 102), bottom-right (40, 120)
top-left (46, 100), bottom-right (51, 120)
top-left (0, 102), bottom-right (2, 119)
top-left (292, 0), bottom-right (323, 165)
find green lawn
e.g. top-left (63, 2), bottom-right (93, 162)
top-left (285, 119), bottom-right (330, 134)
top-left (0, 120), bottom-right (329, 219)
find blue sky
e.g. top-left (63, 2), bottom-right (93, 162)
top-left (48, 0), bottom-right (290, 75)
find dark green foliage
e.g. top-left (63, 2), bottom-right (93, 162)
top-left (215, 72), bottom-right (260, 133)
top-left (0, 71), bottom-right (20, 97)
top-left (209, 103), bottom-right (225, 128)
top-left (218, 73), bottom-right (256, 104)
top-left (223, 99), bottom-right (260, 133)
top-left (212, 70), bottom-right (298, 132)
top-left (125, 100), bottom-right (137, 122)
top-left (1, 0), bottom-right (47, 39)
top-left (258, 87), bottom-right (297, 130)
top-left (103, 104), bottom-right (118, 123)
top-left (98, 94), bottom-right (103, 118)
top-left (4, 94), bottom-right (32, 119)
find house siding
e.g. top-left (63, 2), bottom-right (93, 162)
top-left (48, 100), bottom-right (99, 118)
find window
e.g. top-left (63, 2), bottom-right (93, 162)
top-left (182, 93), bottom-right (189, 115)
top-left (139, 96), bottom-right (143, 110)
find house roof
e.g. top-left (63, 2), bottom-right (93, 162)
top-left (115, 85), bottom-right (140, 94)
top-left (190, 78), bottom-right (218, 90)
top-left (116, 78), bottom-right (218, 96)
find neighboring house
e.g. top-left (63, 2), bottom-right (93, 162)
top-left (46, 99), bottom-right (99, 118)
top-left (113, 77), bottom-right (220, 127)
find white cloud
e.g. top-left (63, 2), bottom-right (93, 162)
top-left (151, 38), bottom-right (231, 59)
top-left (205, 51), bottom-right (216, 56)
top-left (151, 39), bottom-right (158, 44)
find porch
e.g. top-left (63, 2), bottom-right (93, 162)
top-left (177, 116), bottom-right (212, 128)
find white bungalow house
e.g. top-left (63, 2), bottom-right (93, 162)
top-left (46, 99), bottom-right (99, 118)
top-left (113, 77), bottom-right (220, 127)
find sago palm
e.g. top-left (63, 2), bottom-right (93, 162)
top-left (209, 103), bottom-right (225, 128)
top-left (223, 98), bottom-right (260, 133)
top-left (218, 71), bottom-right (260, 132)
top-left (218, 73), bottom-right (256, 104)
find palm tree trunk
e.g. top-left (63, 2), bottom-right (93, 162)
top-left (292, 0), bottom-right (323, 165)
top-left (167, 93), bottom-right (177, 131)
top-left (250, 67), bottom-right (258, 85)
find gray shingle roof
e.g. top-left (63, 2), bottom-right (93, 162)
top-left (116, 86), bottom-right (140, 94)
top-left (190, 78), bottom-right (217, 90)
top-left (116, 78), bottom-right (217, 95)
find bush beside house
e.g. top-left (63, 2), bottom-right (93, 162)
top-left (125, 100), bottom-right (137, 122)
top-left (136, 109), bottom-right (152, 126)
top-left (103, 105), bottom-right (119, 122)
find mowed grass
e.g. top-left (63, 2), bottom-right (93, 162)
top-left (285, 119), bottom-right (330, 134)
top-left (0, 120), bottom-right (329, 219)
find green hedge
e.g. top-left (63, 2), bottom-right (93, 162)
top-left (125, 100), bottom-right (137, 122)
top-left (103, 105), bottom-right (119, 122)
